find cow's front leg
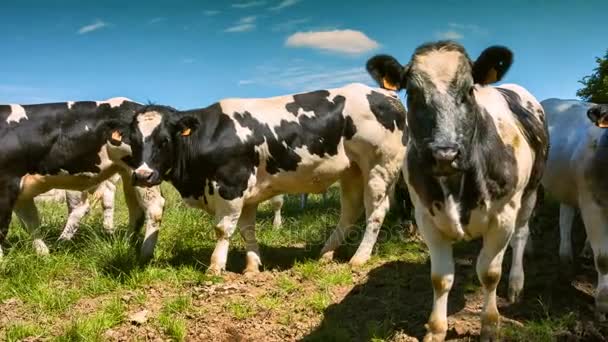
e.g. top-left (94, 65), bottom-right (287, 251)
top-left (133, 185), bottom-right (165, 262)
top-left (14, 198), bottom-right (49, 256)
top-left (478, 214), bottom-right (515, 342)
top-left (418, 213), bottom-right (454, 342)
top-left (238, 203), bottom-right (261, 275)
top-left (121, 172), bottom-right (145, 233)
top-left (100, 178), bottom-right (119, 233)
top-left (209, 198), bottom-right (243, 275)
top-left (578, 192), bottom-right (608, 318)
top-left (0, 179), bottom-right (20, 258)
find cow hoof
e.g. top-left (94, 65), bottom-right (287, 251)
top-left (207, 266), bottom-right (224, 276)
top-left (508, 287), bottom-right (522, 304)
top-left (33, 240), bottom-right (50, 256)
top-left (320, 251), bottom-right (334, 263)
top-left (349, 255), bottom-right (369, 268)
top-left (422, 332), bottom-right (446, 342)
top-left (57, 232), bottom-right (75, 242)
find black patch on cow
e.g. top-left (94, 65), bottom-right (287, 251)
top-left (497, 88), bottom-right (549, 199)
top-left (344, 116), bottom-right (357, 140)
top-left (367, 91), bottom-right (406, 132)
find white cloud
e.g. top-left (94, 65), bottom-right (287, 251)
top-left (285, 29), bottom-right (380, 55)
top-left (232, 1), bottom-right (266, 9)
top-left (238, 62), bottom-right (374, 91)
top-left (435, 30), bottom-right (464, 40)
top-left (148, 17), bottom-right (166, 24)
top-left (448, 22), bottom-right (488, 35)
top-left (224, 16), bottom-right (257, 32)
top-left (204, 10), bottom-right (221, 16)
top-left (269, 0), bottom-right (300, 11)
top-left (77, 19), bottom-right (108, 34)
top-left (272, 18), bottom-right (310, 32)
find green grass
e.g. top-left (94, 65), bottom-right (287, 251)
top-left (0, 183), bottom-right (595, 340)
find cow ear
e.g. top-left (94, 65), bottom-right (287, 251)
top-left (366, 54), bottom-right (407, 91)
top-left (472, 46), bottom-right (513, 85)
top-left (104, 119), bottom-right (124, 146)
top-left (174, 116), bottom-right (199, 137)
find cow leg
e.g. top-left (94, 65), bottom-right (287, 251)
top-left (14, 199), bottom-right (49, 256)
top-left (508, 191), bottom-right (535, 303)
top-left (349, 168), bottom-right (392, 266)
top-left (120, 172), bottom-right (145, 233)
top-left (269, 195), bottom-right (283, 229)
top-left (133, 185), bottom-right (165, 262)
top-left (419, 213), bottom-right (453, 342)
top-left (578, 193), bottom-right (608, 317)
top-left (209, 198), bottom-right (243, 275)
top-left (100, 179), bottom-right (118, 233)
top-left (558, 204), bottom-right (576, 264)
top-left (58, 191), bottom-right (90, 241)
top-left (0, 179), bottom-right (20, 258)
top-left (581, 237), bottom-right (593, 259)
top-left (320, 167), bottom-right (364, 262)
top-left (238, 203), bottom-right (260, 275)
top-left (300, 194), bottom-right (308, 210)
top-left (478, 213), bottom-right (515, 342)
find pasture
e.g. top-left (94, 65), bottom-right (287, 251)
top-left (0, 184), bottom-right (605, 341)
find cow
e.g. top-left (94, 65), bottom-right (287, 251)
top-left (541, 99), bottom-right (608, 318)
top-left (126, 83), bottom-right (406, 275)
top-left (366, 41), bottom-right (548, 341)
top-left (0, 98), bottom-right (164, 260)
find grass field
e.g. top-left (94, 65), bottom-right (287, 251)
top-left (0, 183), bottom-right (606, 341)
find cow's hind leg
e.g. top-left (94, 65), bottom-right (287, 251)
top-left (578, 192), bottom-right (608, 318)
top-left (508, 191), bottom-right (536, 303)
top-left (209, 198), bottom-right (243, 275)
top-left (0, 179), bottom-right (20, 258)
top-left (349, 166), bottom-right (393, 266)
top-left (558, 204), bottom-right (576, 264)
top-left (14, 198), bottom-right (49, 256)
top-left (478, 210), bottom-right (516, 341)
top-left (269, 195), bottom-right (283, 229)
top-left (238, 203), bottom-right (261, 275)
top-left (58, 191), bottom-right (90, 241)
top-left (320, 166), bottom-right (364, 262)
top-left (133, 185), bottom-right (165, 262)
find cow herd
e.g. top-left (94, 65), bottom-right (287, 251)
top-left (1, 40), bottom-right (607, 341)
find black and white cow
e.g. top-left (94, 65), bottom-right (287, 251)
top-left (367, 41), bottom-right (548, 341)
top-left (0, 98), bottom-right (164, 260)
top-left (127, 83), bottom-right (406, 274)
top-left (541, 99), bottom-right (608, 317)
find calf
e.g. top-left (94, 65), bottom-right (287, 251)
top-left (0, 99), bottom-right (164, 260)
top-left (541, 99), bottom-right (608, 317)
top-left (128, 83), bottom-right (406, 274)
top-left (367, 41), bottom-right (548, 341)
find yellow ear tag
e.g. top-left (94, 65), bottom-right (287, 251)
top-left (382, 78), bottom-right (398, 91)
top-left (484, 68), bottom-right (498, 84)
top-left (111, 130), bottom-right (122, 142)
top-left (181, 128), bottom-right (191, 136)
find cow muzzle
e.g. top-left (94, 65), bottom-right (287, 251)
top-left (588, 104), bottom-right (608, 128)
top-left (132, 165), bottom-right (161, 187)
top-left (430, 142), bottom-right (461, 176)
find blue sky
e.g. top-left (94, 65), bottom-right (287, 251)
top-left (1, 0), bottom-right (607, 108)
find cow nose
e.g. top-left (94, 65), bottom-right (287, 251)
top-left (432, 145), bottom-right (459, 163)
top-left (132, 166), bottom-right (158, 185)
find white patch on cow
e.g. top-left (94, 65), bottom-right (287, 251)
top-left (234, 122), bottom-right (254, 143)
top-left (85, 125), bottom-right (90, 131)
top-left (135, 162), bottom-right (154, 174)
top-left (413, 49), bottom-right (462, 93)
top-left (6, 104), bottom-right (28, 124)
top-left (137, 111), bottom-right (162, 139)
top-left (434, 176), bottom-right (466, 240)
top-left (67, 101), bottom-right (75, 110)
top-left (96, 97), bottom-right (132, 108)
top-left (295, 107), bottom-right (316, 118)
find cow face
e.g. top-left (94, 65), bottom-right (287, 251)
top-left (128, 106), bottom-right (187, 186)
top-left (367, 41), bottom-right (513, 176)
top-left (588, 104), bottom-right (608, 128)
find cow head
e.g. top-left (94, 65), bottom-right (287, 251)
top-left (588, 104), bottom-right (608, 128)
top-left (127, 105), bottom-right (197, 186)
top-left (367, 41), bottom-right (513, 176)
